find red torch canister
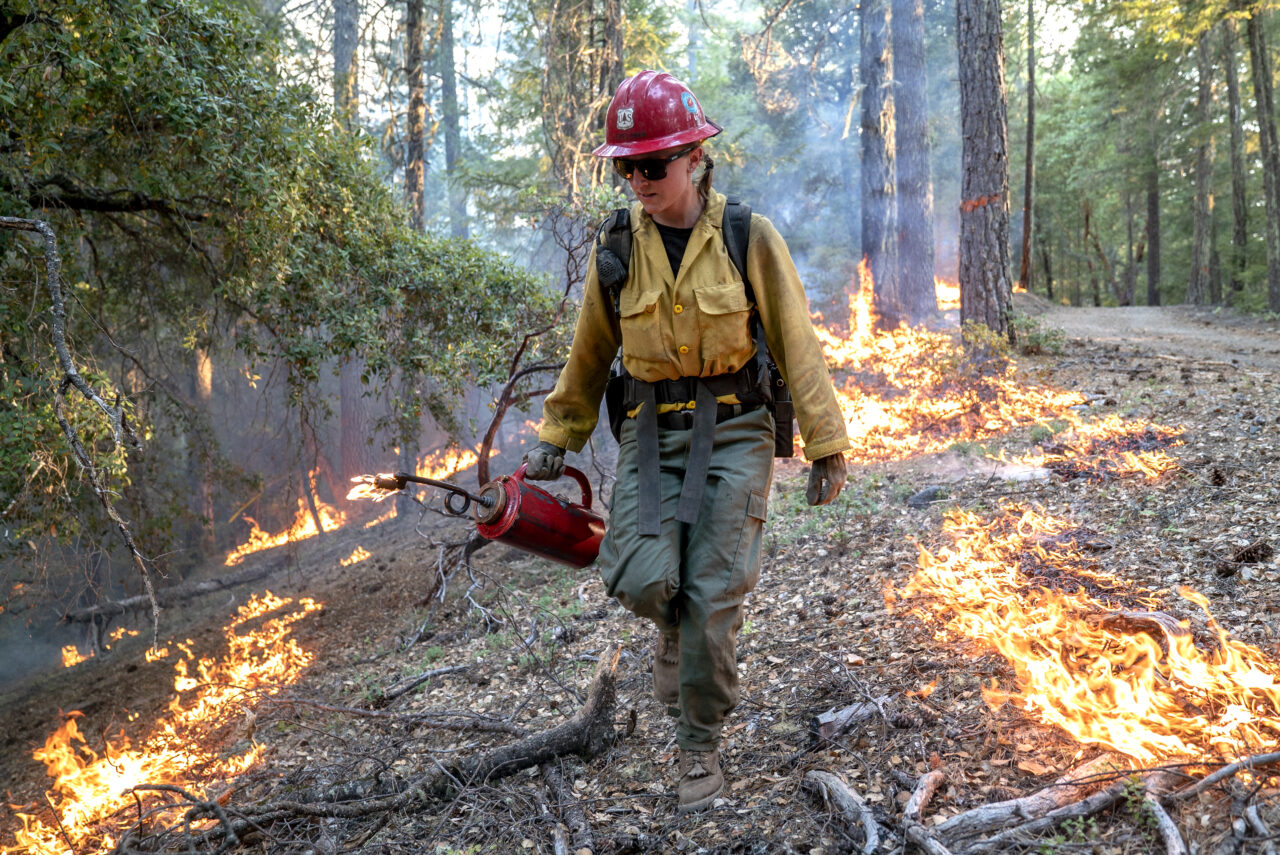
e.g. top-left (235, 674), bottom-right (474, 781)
top-left (473, 464), bottom-right (605, 568)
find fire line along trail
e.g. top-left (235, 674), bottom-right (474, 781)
top-left (3, 592), bottom-right (322, 855)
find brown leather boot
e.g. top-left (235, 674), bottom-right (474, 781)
top-left (677, 747), bottom-right (723, 813)
top-left (652, 632), bottom-right (679, 707)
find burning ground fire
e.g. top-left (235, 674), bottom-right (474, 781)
top-left (224, 496), bottom-right (346, 566)
top-left (831, 267), bottom-right (1275, 768)
top-left (4, 592), bottom-right (321, 854)
top-left (815, 263), bottom-right (1181, 481)
top-left (902, 507), bottom-right (1280, 765)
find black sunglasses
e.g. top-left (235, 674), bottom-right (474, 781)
top-left (613, 146), bottom-right (697, 182)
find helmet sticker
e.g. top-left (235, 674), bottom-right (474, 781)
top-left (616, 107), bottom-right (635, 130)
top-left (681, 92), bottom-right (698, 115)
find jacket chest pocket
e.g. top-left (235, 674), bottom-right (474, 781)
top-left (618, 286), bottom-right (667, 365)
top-left (693, 281), bottom-right (753, 356)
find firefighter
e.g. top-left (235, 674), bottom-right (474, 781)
top-left (526, 70), bottom-right (851, 813)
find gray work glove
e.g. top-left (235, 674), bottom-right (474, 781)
top-left (806, 453), bottom-right (848, 506)
top-left (524, 441), bottom-right (566, 481)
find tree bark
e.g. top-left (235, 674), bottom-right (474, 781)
top-left (1224, 16), bottom-right (1247, 294)
top-left (194, 346), bottom-right (215, 555)
top-left (956, 0), bottom-right (1013, 337)
top-left (1035, 206), bottom-right (1054, 299)
top-left (1247, 5), bottom-right (1280, 312)
top-left (405, 0), bottom-right (426, 232)
top-left (1017, 0), bottom-right (1035, 292)
top-left (1188, 30), bottom-right (1215, 306)
top-left (1147, 152), bottom-right (1161, 305)
top-left (892, 0), bottom-right (938, 322)
top-left (438, 0), bottom-right (466, 238)
top-left (860, 0), bottom-right (899, 328)
top-left (334, 0), bottom-right (360, 127)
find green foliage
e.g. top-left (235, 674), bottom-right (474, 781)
top-left (1009, 311), bottom-right (1066, 355)
top-left (0, 0), bottom-right (552, 581)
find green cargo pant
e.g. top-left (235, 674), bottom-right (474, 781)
top-left (599, 405), bottom-right (774, 751)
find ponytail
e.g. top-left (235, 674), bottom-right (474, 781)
top-left (696, 152), bottom-right (714, 204)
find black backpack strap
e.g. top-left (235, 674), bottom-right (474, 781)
top-left (721, 198), bottom-right (753, 301)
top-left (595, 207), bottom-right (632, 315)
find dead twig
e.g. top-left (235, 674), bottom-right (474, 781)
top-left (804, 770), bottom-right (880, 855)
top-left (382, 664), bottom-right (471, 703)
top-left (902, 770), bottom-right (951, 855)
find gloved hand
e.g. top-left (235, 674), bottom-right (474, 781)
top-left (524, 441), bottom-right (566, 481)
top-left (806, 453), bottom-right (847, 506)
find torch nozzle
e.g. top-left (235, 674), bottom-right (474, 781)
top-left (373, 474), bottom-right (407, 491)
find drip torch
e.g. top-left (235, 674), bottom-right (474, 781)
top-left (365, 464), bottom-right (604, 568)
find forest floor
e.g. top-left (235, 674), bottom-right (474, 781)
top-left (4, 297), bottom-right (1280, 855)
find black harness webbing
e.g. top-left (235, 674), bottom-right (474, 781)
top-left (597, 199), bottom-right (789, 536)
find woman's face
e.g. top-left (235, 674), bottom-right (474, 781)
top-left (626, 145), bottom-right (704, 227)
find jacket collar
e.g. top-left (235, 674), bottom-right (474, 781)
top-left (631, 190), bottom-right (727, 287)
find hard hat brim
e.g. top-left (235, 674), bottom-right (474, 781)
top-left (592, 121), bottom-right (723, 158)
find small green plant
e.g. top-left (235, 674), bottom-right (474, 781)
top-left (1029, 423), bottom-right (1055, 444)
top-left (422, 645), bottom-right (444, 666)
top-left (1010, 311), bottom-right (1066, 355)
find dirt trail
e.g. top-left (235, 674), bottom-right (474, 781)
top-left (1027, 297), bottom-right (1280, 371)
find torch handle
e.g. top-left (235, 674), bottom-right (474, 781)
top-left (511, 463), bottom-right (594, 510)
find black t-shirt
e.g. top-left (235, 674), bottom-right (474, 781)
top-left (654, 222), bottom-right (694, 277)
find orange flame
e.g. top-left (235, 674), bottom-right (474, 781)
top-left (815, 261), bottom-right (1086, 461)
top-left (224, 497), bottom-right (346, 566)
top-left (4, 592), bottom-right (320, 854)
top-left (935, 276), bottom-right (961, 311)
top-left (416, 448), bottom-right (478, 480)
top-left (905, 507), bottom-right (1280, 764)
top-left (60, 645), bottom-right (90, 668)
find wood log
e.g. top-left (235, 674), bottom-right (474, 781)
top-left (1245, 804), bottom-right (1278, 855)
top-left (804, 771), bottom-right (880, 855)
top-left (810, 695), bottom-right (894, 742)
top-left (935, 753), bottom-right (1121, 840)
top-left (59, 560), bottom-right (280, 624)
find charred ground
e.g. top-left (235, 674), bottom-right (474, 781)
top-left (4, 298), bottom-right (1280, 854)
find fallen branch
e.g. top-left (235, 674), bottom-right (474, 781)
top-left (381, 664), bottom-right (471, 703)
top-left (902, 770), bottom-right (951, 855)
top-left (1143, 792), bottom-right (1188, 855)
top-left (810, 694), bottom-right (895, 742)
top-left (935, 753), bottom-right (1122, 840)
top-left (59, 560), bottom-right (279, 625)
top-left (804, 770), bottom-right (880, 855)
top-left (542, 761), bottom-right (594, 855)
top-left (1244, 804), bottom-right (1277, 855)
top-left (960, 771), bottom-right (1181, 854)
top-left (1169, 751), bottom-right (1280, 801)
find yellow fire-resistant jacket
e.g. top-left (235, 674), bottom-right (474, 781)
top-left (539, 190), bottom-right (851, 463)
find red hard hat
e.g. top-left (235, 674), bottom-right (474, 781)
top-left (593, 70), bottom-right (723, 158)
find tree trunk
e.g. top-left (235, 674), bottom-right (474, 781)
top-left (1035, 208), bottom-right (1054, 299)
top-left (1188, 30), bottom-right (1215, 306)
top-left (1147, 153), bottom-right (1161, 305)
top-left (860, 0), bottom-right (899, 328)
top-left (439, 0), bottom-right (467, 238)
top-left (194, 346), bottom-right (214, 555)
top-left (1247, 5), bottom-right (1280, 312)
top-left (1223, 16), bottom-right (1247, 294)
top-left (334, 0), bottom-right (360, 127)
top-left (339, 361), bottom-right (372, 496)
top-left (686, 0), bottom-right (700, 81)
top-left (405, 0), bottom-right (426, 232)
top-left (1017, 0), bottom-right (1035, 292)
top-left (956, 0), bottom-right (1013, 337)
top-left (892, 0), bottom-right (938, 322)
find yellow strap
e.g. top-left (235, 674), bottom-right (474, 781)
top-left (627, 394), bottom-right (742, 419)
